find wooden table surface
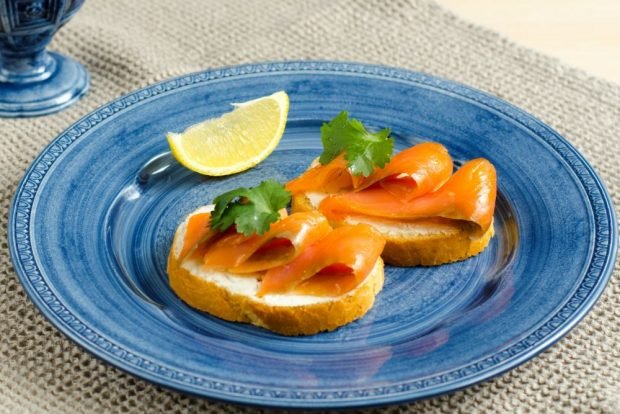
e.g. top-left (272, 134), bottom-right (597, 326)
top-left (437, 0), bottom-right (620, 84)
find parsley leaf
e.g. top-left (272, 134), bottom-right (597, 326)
top-left (210, 180), bottom-right (291, 236)
top-left (319, 111), bottom-right (394, 177)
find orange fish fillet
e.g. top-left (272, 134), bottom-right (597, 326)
top-left (258, 224), bottom-right (385, 296)
top-left (203, 211), bottom-right (332, 274)
top-left (179, 212), bottom-right (215, 259)
top-left (319, 158), bottom-right (497, 233)
top-left (286, 142), bottom-right (453, 199)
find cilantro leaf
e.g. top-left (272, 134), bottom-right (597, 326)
top-left (319, 111), bottom-right (350, 164)
top-left (319, 111), bottom-right (394, 177)
top-left (210, 180), bottom-right (291, 236)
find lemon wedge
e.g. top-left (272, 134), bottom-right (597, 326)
top-left (167, 91), bottom-right (289, 176)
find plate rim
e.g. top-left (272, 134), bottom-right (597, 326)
top-left (8, 60), bottom-right (618, 408)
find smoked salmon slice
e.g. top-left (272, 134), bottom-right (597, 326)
top-left (258, 224), bottom-right (385, 296)
top-left (203, 211), bottom-right (332, 274)
top-left (179, 208), bottom-right (288, 260)
top-left (319, 158), bottom-right (497, 233)
top-left (286, 154), bottom-right (364, 194)
top-left (179, 211), bottom-right (215, 259)
top-left (357, 142), bottom-right (453, 199)
top-left (286, 142), bottom-right (453, 199)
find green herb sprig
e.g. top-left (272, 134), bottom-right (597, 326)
top-left (210, 180), bottom-right (291, 236)
top-left (319, 111), bottom-right (394, 177)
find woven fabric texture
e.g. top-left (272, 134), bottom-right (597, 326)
top-left (1, 0), bottom-right (619, 412)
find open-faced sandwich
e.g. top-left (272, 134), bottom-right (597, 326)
top-left (286, 111), bottom-right (497, 266)
top-left (168, 180), bottom-right (385, 336)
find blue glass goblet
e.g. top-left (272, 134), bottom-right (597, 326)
top-left (0, 0), bottom-right (89, 117)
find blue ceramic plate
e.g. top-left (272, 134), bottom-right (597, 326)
top-left (9, 62), bottom-right (617, 409)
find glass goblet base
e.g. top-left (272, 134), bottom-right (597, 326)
top-left (0, 52), bottom-right (89, 118)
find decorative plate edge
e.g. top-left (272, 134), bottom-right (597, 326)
top-left (8, 61), bottom-right (618, 407)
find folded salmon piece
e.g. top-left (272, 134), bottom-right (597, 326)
top-left (319, 158), bottom-right (497, 234)
top-left (178, 209), bottom-right (385, 297)
top-left (179, 209), bottom-right (293, 261)
top-left (202, 211), bottom-right (332, 274)
top-left (286, 142), bottom-right (453, 199)
top-left (179, 211), bottom-right (216, 260)
top-left (258, 224), bottom-right (385, 297)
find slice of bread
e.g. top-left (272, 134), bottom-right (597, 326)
top-left (292, 193), bottom-right (494, 267)
top-left (167, 208), bottom-right (384, 336)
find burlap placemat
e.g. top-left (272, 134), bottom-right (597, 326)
top-left (1, 0), bottom-right (618, 412)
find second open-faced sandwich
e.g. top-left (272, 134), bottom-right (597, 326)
top-left (286, 111), bottom-right (497, 267)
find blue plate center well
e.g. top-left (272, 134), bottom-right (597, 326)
top-left (105, 131), bottom-right (518, 351)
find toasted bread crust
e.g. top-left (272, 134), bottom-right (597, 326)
top-left (168, 228), bottom-right (384, 336)
top-left (292, 193), bottom-right (494, 266)
top-left (379, 223), bottom-right (494, 266)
